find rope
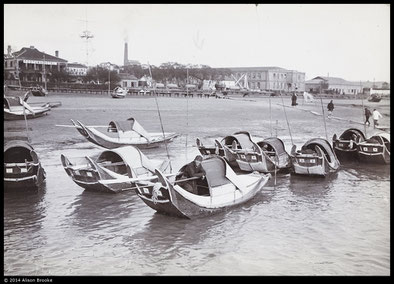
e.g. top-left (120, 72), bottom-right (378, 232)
top-left (361, 97), bottom-right (367, 137)
top-left (154, 95), bottom-right (172, 172)
top-left (319, 97), bottom-right (328, 140)
top-left (149, 62), bottom-right (172, 172)
top-left (279, 93), bottom-right (294, 145)
top-left (269, 96), bottom-right (272, 137)
top-left (21, 98), bottom-right (31, 143)
top-left (185, 86), bottom-right (189, 160)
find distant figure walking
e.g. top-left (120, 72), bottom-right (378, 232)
top-left (291, 93), bottom-right (298, 106)
top-left (364, 107), bottom-right (372, 126)
top-left (372, 109), bottom-right (383, 128)
top-left (327, 100), bottom-right (334, 118)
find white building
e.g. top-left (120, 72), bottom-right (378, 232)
top-left (65, 63), bottom-right (88, 76)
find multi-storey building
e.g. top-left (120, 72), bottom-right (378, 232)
top-left (226, 66), bottom-right (305, 92)
top-left (4, 46), bottom-right (68, 83)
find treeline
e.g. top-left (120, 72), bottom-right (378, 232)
top-left (122, 62), bottom-right (232, 85)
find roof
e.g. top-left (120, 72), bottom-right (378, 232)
top-left (67, 63), bottom-right (87, 68)
top-left (310, 76), bottom-right (361, 86)
top-left (12, 47), bottom-right (67, 63)
top-left (227, 66), bottom-right (286, 72)
top-left (119, 73), bottom-right (138, 80)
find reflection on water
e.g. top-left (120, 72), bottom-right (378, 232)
top-left (4, 185), bottom-right (47, 233)
top-left (288, 172), bottom-right (338, 198)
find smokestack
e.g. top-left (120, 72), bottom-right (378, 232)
top-left (124, 42), bottom-right (128, 66)
top-left (55, 50), bottom-right (59, 57)
top-left (7, 45), bottom-right (11, 55)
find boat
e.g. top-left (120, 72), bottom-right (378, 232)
top-left (4, 138), bottom-right (46, 189)
top-left (235, 136), bottom-right (292, 173)
top-left (135, 156), bottom-right (271, 219)
top-left (4, 96), bottom-right (51, 121)
top-left (367, 93), bottom-right (382, 102)
top-left (111, 86), bottom-right (128, 98)
top-left (290, 138), bottom-right (340, 177)
top-left (30, 86), bottom-right (48, 96)
top-left (357, 133), bottom-right (390, 164)
top-left (196, 131), bottom-right (257, 167)
top-left (332, 128), bottom-right (366, 161)
top-left (61, 146), bottom-right (171, 193)
top-left (71, 117), bottom-right (179, 149)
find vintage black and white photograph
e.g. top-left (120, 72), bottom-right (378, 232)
top-left (3, 4), bottom-right (390, 276)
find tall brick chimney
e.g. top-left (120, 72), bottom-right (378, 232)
top-left (7, 45), bottom-right (11, 55)
top-left (55, 50), bottom-right (59, 57)
top-left (124, 42), bottom-right (128, 66)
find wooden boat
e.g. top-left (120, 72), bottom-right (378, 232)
top-left (332, 128), bottom-right (366, 161)
top-left (236, 136), bottom-right (292, 173)
top-left (196, 131), bottom-right (257, 167)
top-left (4, 139), bottom-right (46, 189)
top-left (30, 86), bottom-right (48, 96)
top-left (135, 156), bottom-right (271, 219)
top-left (4, 96), bottom-right (51, 121)
top-left (61, 146), bottom-right (171, 193)
top-left (71, 117), bottom-right (178, 149)
top-left (357, 133), bottom-right (390, 164)
top-left (290, 138), bottom-right (340, 177)
top-left (111, 86), bottom-right (127, 98)
top-left (368, 93), bottom-right (382, 102)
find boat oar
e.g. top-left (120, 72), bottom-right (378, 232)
top-left (98, 172), bottom-right (178, 185)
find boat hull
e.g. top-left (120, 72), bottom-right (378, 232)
top-left (357, 146), bottom-right (390, 164)
top-left (74, 122), bottom-right (178, 149)
top-left (4, 170), bottom-right (46, 190)
top-left (136, 172), bottom-right (269, 219)
top-left (4, 109), bottom-right (50, 121)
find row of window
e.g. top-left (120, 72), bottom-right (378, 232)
top-left (234, 72), bottom-right (304, 81)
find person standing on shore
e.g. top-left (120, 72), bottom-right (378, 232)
top-left (364, 107), bottom-right (372, 126)
top-left (327, 100), bottom-right (334, 118)
top-left (291, 92), bottom-right (298, 106)
top-left (372, 109), bottom-right (383, 128)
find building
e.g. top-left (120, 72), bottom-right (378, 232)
top-left (123, 42), bottom-right (141, 66)
top-left (65, 63), bottom-right (88, 76)
top-left (225, 66), bottom-right (305, 92)
top-left (119, 73), bottom-right (139, 88)
top-left (305, 76), bottom-right (363, 95)
top-left (98, 62), bottom-right (121, 73)
top-left (4, 46), bottom-right (68, 83)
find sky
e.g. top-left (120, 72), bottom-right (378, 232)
top-left (4, 4), bottom-right (390, 82)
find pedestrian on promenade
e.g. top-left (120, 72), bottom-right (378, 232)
top-left (291, 92), bottom-right (298, 106)
top-left (372, 109), bottom-right (383, 128)
top-left (327, 100), bottom-right (334, 118)
top-left (364, 107), bottom-right (372, 126)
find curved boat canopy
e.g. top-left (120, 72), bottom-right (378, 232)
top-left (201, 156), bottom-right (254, 194)
top-left (222, 131), bottom-right (256, 150)
top-left (97, 146), bottom-right (156, 174)
top-left (107, 117), bottom-right (152, 141)
top-left (258, 137), bottom-right (287, 155)
top-left (365, 133), bottom-right (391, 145)
top-left (4, 97), bottom-right (22, 110)
top-left (4, 140), bottom-right (37, 163)
top-left (339, 128), bottom-right (366, 141)
top-left (304, 138), bottom-right (340, 167)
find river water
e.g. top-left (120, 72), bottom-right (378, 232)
top-left (4, 95), bottom-right (390, 276)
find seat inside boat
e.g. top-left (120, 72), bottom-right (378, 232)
top-left (97, 152), bottom-right (128, 175)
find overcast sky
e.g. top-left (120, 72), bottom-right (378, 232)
top-left (4, 4), bottom-right (390, 82)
